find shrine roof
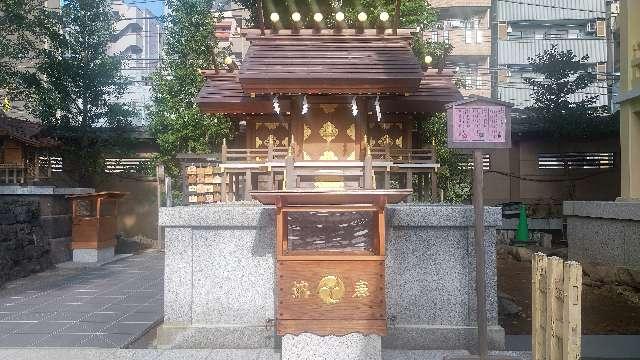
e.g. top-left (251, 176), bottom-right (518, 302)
top-left (197, 69), bottom-right (462, 114)
top-left (237, 32), bottom-right (422, 95)
top-left (0, 114), bottom-right (59, 148)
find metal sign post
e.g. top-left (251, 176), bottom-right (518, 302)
top-left (444, 97), bottom-right (514, 360)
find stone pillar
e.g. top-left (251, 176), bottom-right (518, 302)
top-left (282, 334), bottom-right (381, 360)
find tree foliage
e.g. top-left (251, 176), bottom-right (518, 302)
top-left (149, 0), bottom-right (234, 177)
top-left (1, 0), bottom-right (135, 187)
top-left (236, 0), bottom-right (438, 30)
top-left (524, 44), bottom-right (617, 138)
top-left (418, 113), bottom-right (471, 203)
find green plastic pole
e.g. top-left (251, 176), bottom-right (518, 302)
top-left (515, 204), bottom-right (528, 246)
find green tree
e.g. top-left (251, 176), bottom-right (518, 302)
top-left (149, 0), bottom-right (234, 177)
top-left (1, 0), bottom-right (135, 187)
top-left (236, 0), bottom-right (437, 30)
top-left (418, 113), bottom-right (471, 203)
top-left (524, 44), bottom-right (617, 138)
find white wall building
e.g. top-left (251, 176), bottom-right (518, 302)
top-left (110, 0), bottom-right (162, 126)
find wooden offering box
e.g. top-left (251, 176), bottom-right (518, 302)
top-left (251, 190), bottom-right (411, 336)
top-left (67, 192), bottom-right (127, 250)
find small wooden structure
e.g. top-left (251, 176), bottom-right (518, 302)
top-left (252, 189), bottom-right (411, 336)
top-left (68, 192), bottom-right (127, 258)
top-left (0, 113), bottom-right (58, 184)
top-left (531, 253), bottom-right (582, 360)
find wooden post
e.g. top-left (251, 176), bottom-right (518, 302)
top-left (472, 149), bottom-right (489, 359)
top-left (563, 261), bottom-right (582, 360)
top-left (546, 256), bottom-right (564, 360)
top-left (430, 170), bottom-right (438, 203)
top-left (532, 253), bottom-right (548, 360)
top-left (244, 169), bottom-right (252, 201)
top-left (384, 171), bottom-right (390, 190)
top-left (220, 172), bottom-right (228, 202)
top-left (364, 150), bottom-right (373, 189)
top-left (285, 152), bottom-right (295, 190)
top-left (34, 154), bottom-right (40, 182)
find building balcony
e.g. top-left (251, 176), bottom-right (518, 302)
top-left (429, 0), bottom-right (490, 8)
top-left (430, 29), bottom-right (491, 57)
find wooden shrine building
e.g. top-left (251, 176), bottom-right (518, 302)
top-left (192, 28), bottom-right (462, 203)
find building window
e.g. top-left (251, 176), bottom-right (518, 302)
top-left (537, 153), bottom-right (615, 169)
top-left (461, 154), bottom-right (491, 170)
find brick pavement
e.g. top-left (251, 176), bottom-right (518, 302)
top-left (0, 250), bottom-right (163, 348)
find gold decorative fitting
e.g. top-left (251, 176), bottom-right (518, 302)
top-left (319, 121), bottom-right (338, 143)
top-left (317, 275), bottom-right (345, 305)
top-left (395, 136), bottom-right (403, 148)
top-left (291, 281), bottom-right (311, 299)
top-left (353, 280), bottom-right (370, 298)
top-left (255, 137), bottom-right (263, 148)
top-left (319, 150), bottom-right (338, 160)
top-left (346, 124), bottom-right (356, 140)
top-left (304, 124), bottom-right (312, 140)
top-left (266, 134), bottom-right (279, 147)
top-left (379, 134), bottom-right (392, 146)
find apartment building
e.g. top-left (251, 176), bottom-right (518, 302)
top-left (428, 0), bottom-right (492, 98)
top-left (110, 0), bottom-right (163, 126)
top-left (495, 0), bottom-right (609, 109)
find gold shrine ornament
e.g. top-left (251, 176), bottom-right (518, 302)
top-left (291, 281), bottom-right (311, 299)
top-left (317, 275), bottom-right (345, 305)
top-left (319, 121), bottom-right (338, 143)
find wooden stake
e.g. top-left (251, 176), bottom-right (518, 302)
top-left (393, 0), bottom-right (401, 36)
top-left (531, 253), bottom-right (547, 360)
top-left (563, 261), bottom-right (582, 360)
top-left (546, 256), bottom-right (564, 360)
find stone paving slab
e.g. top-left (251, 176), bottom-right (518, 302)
top-left (0, 348), bottom-right (531, 360)
top-left (0, 250), bottom-right (163, 348)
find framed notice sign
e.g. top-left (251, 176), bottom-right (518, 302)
top-left (445, 97), bottom-right (513, 149)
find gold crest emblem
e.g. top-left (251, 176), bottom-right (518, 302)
top-left (317, 275), bottom-right (345, 305)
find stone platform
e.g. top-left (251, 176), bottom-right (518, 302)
top-left (564, 201), bottom-right (640, 268)
top-left (158, 203), bottom-right (505, 351)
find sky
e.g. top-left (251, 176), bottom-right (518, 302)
top-left (124, 0), bottom-right (164, 17)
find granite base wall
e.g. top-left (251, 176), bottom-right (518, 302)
top-left (158, 204), bottom-right (504, 351)
top-left (0, 187), bottom-right (93, 287)
top-left (564, 201), bottom-right (640, 269)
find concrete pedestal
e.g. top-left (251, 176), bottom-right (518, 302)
top-left (157, 204), bottom-right (505, 350)
top-left (564, 201), bottom-right (640, 268)
top-left (73, 246), bottom-right (115, 263)
top-left (282, 333), bottom-right (381, 360)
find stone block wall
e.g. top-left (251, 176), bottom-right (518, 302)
top-left (157, 204), bottom-right (504, 351)
top-left (0, 188), bottom-right (92, 287)
top-left (0, 199), bottom-right (52, 287)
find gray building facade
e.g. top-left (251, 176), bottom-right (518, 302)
top-left (496, 0), bottom-right (609, 108)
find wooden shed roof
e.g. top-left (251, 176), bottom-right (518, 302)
top-left (0, 114), bottom-right (58, 148)
top-left (197, 70), bottom-right (462, 114)
top-left (237, 33), bottom-right (422, 95)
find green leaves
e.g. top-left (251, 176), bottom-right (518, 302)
top-left (524, 44), bottom-right (616, 139)
top-left (1, 0), bottom-right (135, 186)
top-left (149, 0), bottom-right (234, 177)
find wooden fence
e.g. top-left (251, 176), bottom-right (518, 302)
top-left (532, 253), bottom-right (582, 360)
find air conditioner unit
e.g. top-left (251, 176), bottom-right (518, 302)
top-left (611, 2), bottom-right (620, 15)
top-left (586, 22), bottom-right (597, 32)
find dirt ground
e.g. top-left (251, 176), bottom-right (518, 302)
top-left (498, 253), bottom-right (640, 335)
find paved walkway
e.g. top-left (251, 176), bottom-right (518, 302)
top-left (0, 250), bottom-right (163, 348)
top-left (0, 349), bottom-right (530, 360)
